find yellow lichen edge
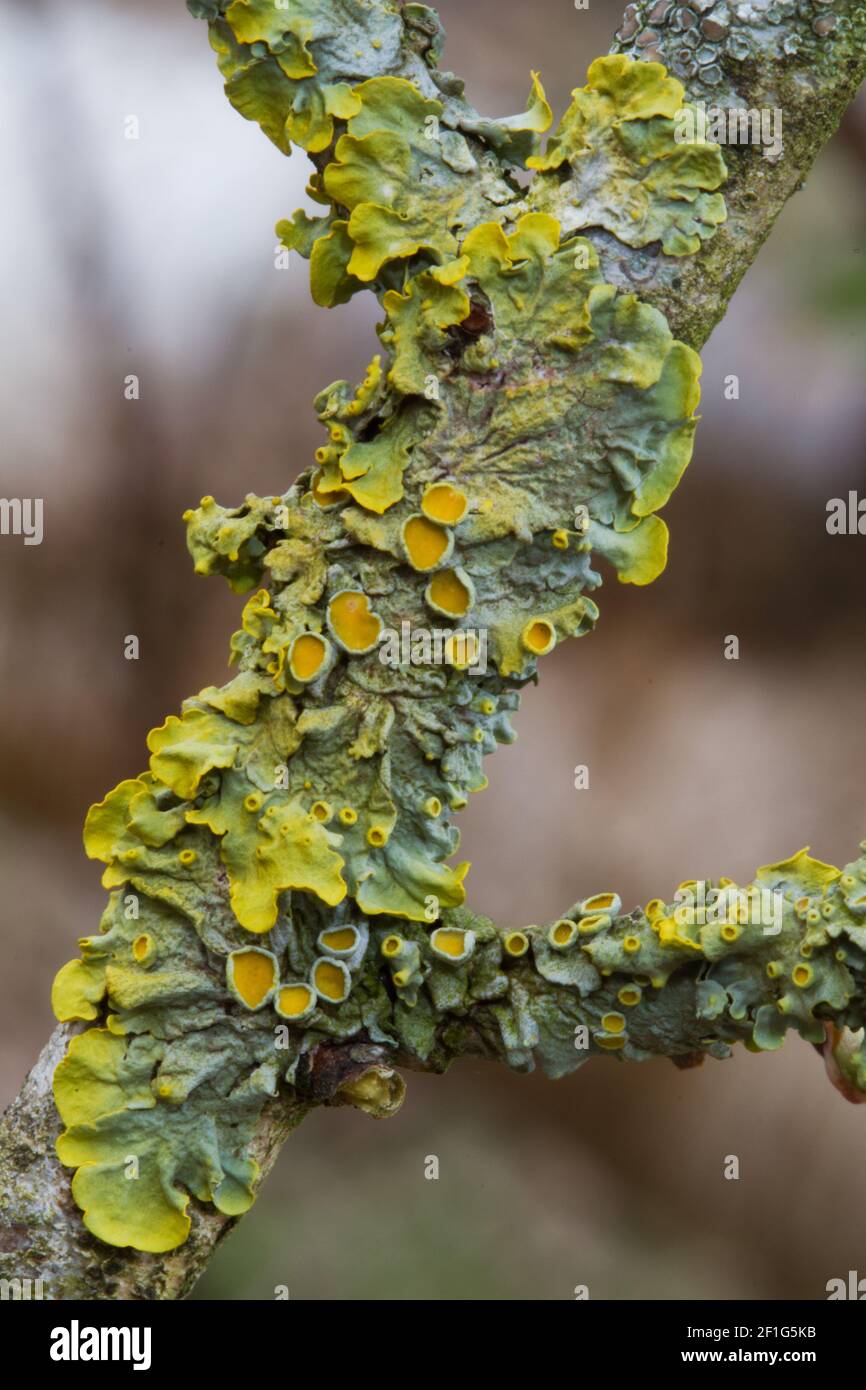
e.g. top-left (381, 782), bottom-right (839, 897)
top-left (526, 55), bottom-right (727, 257)
top-left (53, 1028), bottom-right (261, 1252)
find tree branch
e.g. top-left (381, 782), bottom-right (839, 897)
top-left (605, 0), bottom-right (866, 345)
top-left (2, 0), bottom-right (864, 1300)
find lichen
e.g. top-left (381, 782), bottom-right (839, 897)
top-left (525, 56), bottom-right (727, 256)
top-left (57, 6), bottom-right (865, 1259)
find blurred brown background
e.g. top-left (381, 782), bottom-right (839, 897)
top-left (2, 0), bottom-right (865, 1299)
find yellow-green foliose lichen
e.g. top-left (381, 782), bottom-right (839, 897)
top-left (51, 9), bottom-right (774, 1254)
top-left (524, 56), bottom-right (727, 256)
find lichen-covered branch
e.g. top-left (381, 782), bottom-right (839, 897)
top-left (605, 0), bottom-right (866, 344)
top-left (0, 1022), bottom-right (309, 1299)
top-left (5, 843), bottom-right (866, 1297)
top-left (2, 0), bottom-right (865, 1299)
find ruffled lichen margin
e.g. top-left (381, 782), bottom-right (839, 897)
top-left (1, 0), bottom-right (865, 1298)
